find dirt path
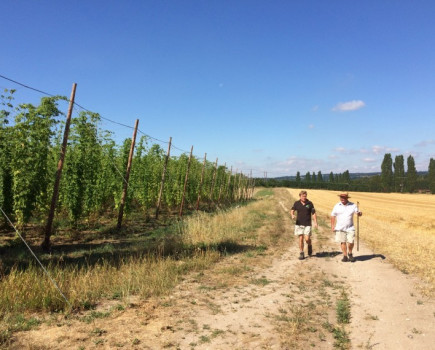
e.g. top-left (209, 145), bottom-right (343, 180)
top-left (9, 189), bottom-right (435, 349)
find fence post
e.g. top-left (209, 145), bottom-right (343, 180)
top-left (179, 145), bottom-right (193, 217)
top-left (42, 83), bottom-right (77, 251)
top-left (227, 167), bottom-right (233, 202)
top-left (117, 119), bottom-right (139, 230)
top-left (218, 162), bottom-right (226, 203)
top-left (156, 137), bottom-right (172, 219)
top-left (196, 153), bottom-right (207, 210)
top-left (209, 158), bottom-right (218, 206)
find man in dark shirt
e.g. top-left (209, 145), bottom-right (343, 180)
top-left (291, 190), bottom-right (318, 260)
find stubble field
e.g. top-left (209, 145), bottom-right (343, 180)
top-left (286, 188), bottom-right (435, 296)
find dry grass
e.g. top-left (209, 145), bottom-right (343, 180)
top-left (0, 195), bottom-right (275, 344)
top-left (287, 188), bottom-right (435, 296)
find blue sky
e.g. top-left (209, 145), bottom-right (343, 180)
top-left (1, 1), bottom-right (434, 177)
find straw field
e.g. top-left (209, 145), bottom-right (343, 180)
top-left (287, 188), bottom-right (435, 296)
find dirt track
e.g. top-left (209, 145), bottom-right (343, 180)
top-left (9, 188), bottom-right (435, 349)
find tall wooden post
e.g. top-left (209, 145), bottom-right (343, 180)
top-left (117, 119), bottom-right (139, 230)
top-left (42, 83), bottom-right (77, 251)
top-left (209, 158), bottom-right (218, 204)
top-left (179, 146), bottom-right (193, 217)
top-left (227, 167), bottom-right (233, 202)
top-left (196, 153), bottom-right (207, 210)
top-left (156, 137), bottom-right (172, 219)
top-left (218, 162), bottom-right (226, 203)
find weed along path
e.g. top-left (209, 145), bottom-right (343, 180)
top-left (9, 188), bottom-right (435, 349)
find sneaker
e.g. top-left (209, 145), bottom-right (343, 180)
top-left (299, 252), bottom-right (305, 260)
top-left (341, 255), bottom-right (349, 262)
top-left (308, 245), bottom-right (313, 257)
top-left (348, 254), bottom-right (355, 262)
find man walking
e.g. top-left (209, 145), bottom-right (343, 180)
top-left (330, 193), bottom-right (362, 262)
top-left (291, 190), bottom-right (318, 260)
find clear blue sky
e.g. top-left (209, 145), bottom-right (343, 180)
top-left (2, 1), bottom-right (434, 177)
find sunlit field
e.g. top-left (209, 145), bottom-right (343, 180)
top-left (287, 188), bottom-right (435, 296)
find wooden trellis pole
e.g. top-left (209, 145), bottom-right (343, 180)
top-left (196, 153), bottom-right (207, 210)
top-left (117, 119), bottom-right (139, 230)
top-left (218, 162), bottom-right (226, 203)
top-left (156, 137), bottom-right (172, 219)
top-left (42, 83), bottom-right (76, 251)
top-left (179, 145), bottom-right (193, 217)
top-left (209, 158), bottom-right (218, 204)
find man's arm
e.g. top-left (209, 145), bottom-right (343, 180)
top-left (330, 216), bottom-right (336, 232)
top-left (290, 209), bottom-right (296, 220)
top-left (312, 213), bottom-right (318, 228)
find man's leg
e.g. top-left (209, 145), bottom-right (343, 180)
top-left (347, 242), bottom-right (355, 262)
top-left (340, 242), bottom-right (348, 262)
top-left (305, 236), bottom-right (312, 256)
top-left (298, 234), bottom-right (305, 260)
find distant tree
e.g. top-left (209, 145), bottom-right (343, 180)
top-left (317, 171), bottom-right (323, 182)
top-left (429, 158), bottom-right (435, 194)
top-left (329, 172), bottom-right (334, 182)
top-left (312, 172), bottom-right (316, 182)
top-left (405, 155), bottom-right (417, 193)
top-left (343, 170), bottom-right (350, 184)
top-left (305, 172), bottom-right (311, 182)
top-left (295, 171), bottom-right (301, 183)
top-left (393, 155), bottom-right (405, 192)
top-left (381, 153), bottom-right (393, 192)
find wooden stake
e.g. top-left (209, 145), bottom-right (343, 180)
top-left (218, 162), bottom-right (226, 203)
top-left (196, 153), bottom-right (207, 210)
top-left (156, 137), bottom-right (172, 219)
top-left (209, 158), bottom-right (218, 204)
top-left (117, 119), bottom-right (139, 230)
top-left (42, 83), bottom-right (76, 251)
top-left (179, 146), bottom-right (193, 217)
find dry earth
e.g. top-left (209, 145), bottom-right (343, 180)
top-left (7, 189), bottom-right (435, 349)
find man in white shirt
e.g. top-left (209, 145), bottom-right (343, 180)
top-left (330, 193), bottom-right (362, 262)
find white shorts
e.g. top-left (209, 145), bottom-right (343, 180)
top-left (335, 230), bottom-right (355, 243)
top-left (294, 225), bottom-right (312, 236)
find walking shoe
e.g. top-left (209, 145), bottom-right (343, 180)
top-left (299, 252), bottom-right (304, 260)
top-left (341, 255), bottom-right (349, 262)
top-left (348, 254), bottom-right (355, 262)
top-left (308, 244), bottom-right (313, 257)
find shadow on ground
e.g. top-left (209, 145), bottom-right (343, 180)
top-left (314, 251), bottom-right (342, 258)
top-left (354, 254), bottom-right (386, 261)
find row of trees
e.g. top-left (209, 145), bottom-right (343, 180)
top-left (0, 90), bottom-right (254, 231)
top-left (256, 154), bottom-right (435, 194)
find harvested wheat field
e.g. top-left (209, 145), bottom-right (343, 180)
top-left (4, 188), bottom-right (435, 349)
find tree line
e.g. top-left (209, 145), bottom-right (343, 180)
top-left (256, 154), bottom-right (435, 194)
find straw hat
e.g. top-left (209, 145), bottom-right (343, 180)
top-left (338, 193), bottom-right (351, 198)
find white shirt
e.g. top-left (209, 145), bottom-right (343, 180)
top-left (331, 201), bottom-right (359, 231)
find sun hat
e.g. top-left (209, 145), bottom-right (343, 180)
top-left (338, 193), bottom-right (350, 198)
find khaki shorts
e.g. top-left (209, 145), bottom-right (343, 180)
top-left (294, 225), bottom-right (312, 236)
top-left (335, 230), bottom-right (355, 243)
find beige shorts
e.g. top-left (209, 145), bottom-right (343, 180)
top-left (335, 230), bottom-right (355, 243)
top-left (294, 225), bottom-right (312, 236)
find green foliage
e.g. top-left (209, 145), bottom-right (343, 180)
top-left (61, 111), bottom-right (103, 224)
top-left (429, 158), bottom-right (435, 194)
top-left (393, 155), bottom-right (405, 192)
top-left (9, 96), bottom-right (64, 225)
top-left (405, 155), bottom-right (417, 193)
top-left (381, 153), bottom-right (393, 192)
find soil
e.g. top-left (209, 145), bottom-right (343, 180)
top-left (7, 189), bottom-right (435, 349)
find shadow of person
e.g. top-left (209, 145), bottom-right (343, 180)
top-left (354, 254), bottom-right (386, 262)
top-left (314, 251), bottom-right (342, 258)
